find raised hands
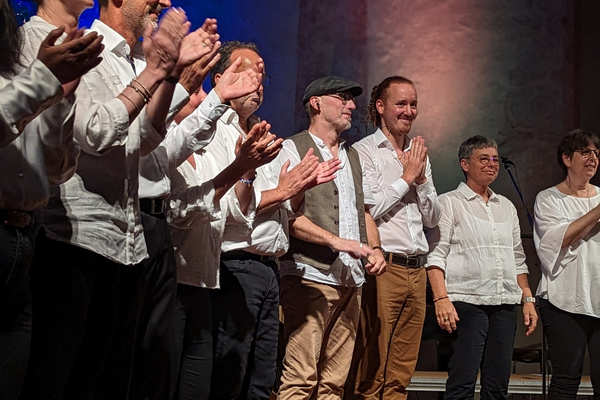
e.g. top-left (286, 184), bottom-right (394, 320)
top-left (173, 18), bottom-right (220, 82)
top-left (214, 56), bottom-right (264, 103)
top-left (179, 44), bottom-right (221, 94)
top-left (37, 26), bottom-right (104, 96)
top-left (143, 8), bottom-right (190, 80)
top-left (233, 121), bottom-right (283, 172)
top-left (400, 135), bottom-right (428, 185)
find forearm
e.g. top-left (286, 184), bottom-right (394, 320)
top-left (562, 205), bottom-right (600, 247)
top-left (256, 188), bottom-right (287, 215)
top-left (365, 211), bottom-right (381, 248)
top-left (289, 215), bottom-right (337, 247)
top-left (517, 273), bottom-right (533, 298)
top-left (426, 267), bottom-right (448, 298)
top-left (144, 80), bottom-right (177, 135)
top-left (234, 170), bottom-right (256, 215)
top-left (213, 160), bottom-right (249, 203)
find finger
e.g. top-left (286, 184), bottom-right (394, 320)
top-left (63, 26), bottom-right (79, 43)
top-left (280, 159), bottom-right (291, 174)
top-left (42, 26), bottom-right (66, 47)
top-left (142, 23), bottom-right (154, 43)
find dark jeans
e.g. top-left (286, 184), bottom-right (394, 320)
top-left (20, 229), bottom-right (122, 400)
top-left (444, 302), bottom-right (517, 400)
top-left (172, 284), bottom-right (213, 400)
top-left (0, 223), bottom-right (35, 400)
top-left (209, 256), bottom-right (279, 400)
top-left (538, 298), bottom-right (600, 400)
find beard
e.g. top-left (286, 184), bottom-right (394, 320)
top-left (123, 3), bottom-right (163, 39)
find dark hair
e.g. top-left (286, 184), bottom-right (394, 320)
top-left (367, 76), bottom-right (413, 127)
top-left (458, 135), bottom-right (498, 161)
top-left (0, 0), bottom-right (23, 78)
top-left (210, 40), bottom-right (260, 88)
top-left (99, 0), bottom-right (108, 9)
top-left (556, 129), bottom-right (600, 173)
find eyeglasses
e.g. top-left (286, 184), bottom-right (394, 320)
top-left (325, 92), bottom-right (355, 105)
top-left (262, 74), bottom-right (271, 87)
top-left (576, 148), bottom-right (600, 159)
top-left (470, 155), bottom-right (500, 166)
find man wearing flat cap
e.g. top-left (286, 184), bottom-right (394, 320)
top-left (277, 76), bottom-right (387, 400)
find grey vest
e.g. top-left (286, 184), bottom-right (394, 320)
top-left (281, 131), bottom-right (368, 270)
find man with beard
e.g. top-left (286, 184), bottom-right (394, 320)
top-left (277, 76), bottom-right (386, 400)
top-left (0, 1), bottom-right (103, 399)
top-left (348, 76), bottom-right (441, 399)
top-left (17, 0), bottom-right (216, 398)
top-left (206, 42), bottom-right (338, 400)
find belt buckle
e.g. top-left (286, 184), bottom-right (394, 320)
top-left (150, 199), bottom-right (164, 215)
top-left (5, 211), bottom-right (33, 228)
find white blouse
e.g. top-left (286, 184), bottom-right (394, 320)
top-left (427, 182), bottom-right (529, 305)
top-left (534, 186), bottom-right (600, 318)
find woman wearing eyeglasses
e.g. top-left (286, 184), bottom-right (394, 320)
top-left (534, 129), bottom-right (600, 400)
top-left (426, 135), bottom-right (537, 400)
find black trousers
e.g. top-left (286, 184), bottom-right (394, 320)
top-left (171, 284), bottom-right (213, 400)
top-left (209, 256), bottom-right (279, 400)
top-left (538, 298), bottom-right (600, 400)
top-left (444, 302), bottom-right (517, 400)
top-left (20, 212), bottom-right (176, 400)
top-left (0, 223), bottom-right (35, 400)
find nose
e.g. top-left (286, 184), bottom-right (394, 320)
top-left (159, 0), bottom-right (171, 8)
top-left (346, 99), bottom-right (356, 111)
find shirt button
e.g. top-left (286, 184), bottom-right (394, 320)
top-left (18, 173), bottom-right (24, 178)
top-left (333, 189), bottom-right (338, 195)
top-left (334, 205), bottom-right (339, 210)
top-left (334, 219), bottom-right (339, 225)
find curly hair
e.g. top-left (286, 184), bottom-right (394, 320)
top-left (0, 0), bottom-right (22, 79)
top-left (209, 40), bottom-right (260, 88)
top-left (367, 76), bottom-right (413, 127)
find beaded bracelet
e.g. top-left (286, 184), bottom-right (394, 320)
top-left (239, 177), bottom-right (255, 187)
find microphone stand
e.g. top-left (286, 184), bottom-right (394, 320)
top-left (502, 159), bottom-right (546, 400)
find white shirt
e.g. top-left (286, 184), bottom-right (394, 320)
top-left (353, 129), bottom-right (441, 254)
top-left (23, 18), bottom-right (163, 265)
top-left (279, 133), bottom-right (376, 287)
top-left (213, 108), bottom-right (293, 256)
top-left (426, 182), bottom-right (528, 305)
top-left (167, 107), bottom-right (253, 288)
top-left (0, 58), bottom-right (78, 211)
top-left (534, 186), bottom-right (600, 318)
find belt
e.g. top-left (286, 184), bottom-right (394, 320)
top-left (0, 210), bottom-right (34, 228)
top-left (221, 250), bottom-right (278, 264)
top-left (139, 198), bottom-right (165, 215)
top-left (384, 252), bottom-right (426, 268)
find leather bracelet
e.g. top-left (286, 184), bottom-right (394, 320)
top-left (131, 78), bottom-right (152, 100)
top-left (127, 84), bottom-right (150, 104)
top-left (118, 93), bottom-right (140, 112)
top-left (372, 246), bottom-right (384, 253)
top-left (165, 75), bottom-right (179, 85)
top-left (433, 295), bottom-right (449, 303)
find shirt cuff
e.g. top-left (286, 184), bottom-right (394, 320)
top-left (391, 177), bottom-right (410, 198)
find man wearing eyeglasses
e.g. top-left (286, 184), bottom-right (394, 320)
top-left (348, 76), bottom-right (441, 399)
top-left (203, 42), bottom-right (338, 400)
top-left (278, 75), bottom-right (387, 400)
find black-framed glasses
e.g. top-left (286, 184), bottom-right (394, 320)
top-left (262, 75), bottom-right (271, 87)
top-left (325, 92), bottom-right (355, 105)
top-left (576, 148), bottom-right (600, 159)
top-left (470, 155), bottom-right (500, 166)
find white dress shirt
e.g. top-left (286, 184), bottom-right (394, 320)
top-left (353, 128), bottom-right (441, 255)
top-left (426, 182), bottom-right (529, 305)
top-left (21, 18), bottom-right (166, 265)
top-left (534, 186), bottom-right (600, 318)
top-left (210, 108), bottom-right (294, 257)
top-left (167, 111), bottom-right (254, 288)
top-left (278, 133), bottom-right (376, 288)
top-left (0, 58), bottom-right (78, 211)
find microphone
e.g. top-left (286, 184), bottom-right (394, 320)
top-left (501, 156), bottom-right (515, 167)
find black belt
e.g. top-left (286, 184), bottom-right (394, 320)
top-left (384, 252), bottom-right (426, 268)
top-left (0, 210), bottom-right (34, 228)
top-left (221, 250), bottom-right (278, 264)
top-left (139, 198), bottom-right (165, 215)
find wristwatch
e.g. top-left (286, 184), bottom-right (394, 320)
top-left (522, 296), bottom-right (536, 304)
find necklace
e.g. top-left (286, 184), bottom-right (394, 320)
top-left (566, 177), bottom-right (592, 212)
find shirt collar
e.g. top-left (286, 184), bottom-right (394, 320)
top-left (457, 181), bottom-right (499, 202)
top-left (221, 108), bottom-right (260, 131)
top-left (90, 19), bottom-right (130, 58)
top-left (373, 128), bottom-right (412, 151)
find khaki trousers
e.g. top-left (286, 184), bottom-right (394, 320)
top-left (278, 276), bottom-right (362, 400)
top-left (348, 264), bottom-right (426, 400)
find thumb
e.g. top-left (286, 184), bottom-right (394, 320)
top-left (43, 26), bottom-right (66, 47)
top-left (142, 23), bottom-right (154, 43)
top-left (235, 135), bottom-right (243, 154)
top-left (280, 159), bottom-right (291, 175)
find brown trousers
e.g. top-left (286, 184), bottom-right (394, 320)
top-left (347, 264), bottom-right (427, 400)
top-left (278, 276), bottom-right (362, 400)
